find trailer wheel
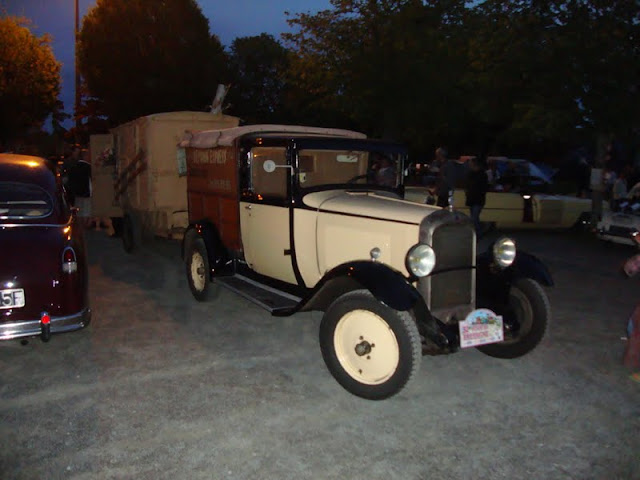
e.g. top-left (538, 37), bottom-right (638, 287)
top-left (319, 290), bottom-right (421, 400)
top-left (186, 238), bottom-right (211, 301)
top-left (122, 213), bottom-right (141, 253)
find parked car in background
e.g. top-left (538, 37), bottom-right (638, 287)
top-left (406, 156), bottom-right (593, 229)
top-left (0, 154), bottom-right (90, 341)
top-left (179, 126), bottom-right (552, 400)
top-left (597, 200), bottom-right (640, 247)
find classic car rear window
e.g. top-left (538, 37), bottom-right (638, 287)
top-left (0, 182), bottom-right (53, 219)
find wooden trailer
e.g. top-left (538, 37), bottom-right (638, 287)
top-left (106, 111), bottom-right (239, 251)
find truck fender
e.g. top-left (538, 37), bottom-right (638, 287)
top-left (477, 250), bottom-right (553, 287)
top-left (476, 249), bottom-right (553, 308)
top-left (182, 221), bottom-right (229, 274)
top-left (296, 261), bottom-right (421, 313)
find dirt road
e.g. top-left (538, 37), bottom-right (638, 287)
top-left (1, 229), bottom-right (638, 479)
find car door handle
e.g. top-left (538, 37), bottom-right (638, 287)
top-left (245, 205), bottom-right (252, 210)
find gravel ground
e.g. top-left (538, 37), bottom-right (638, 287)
top-left (0, 228), bottom-right (638, 480)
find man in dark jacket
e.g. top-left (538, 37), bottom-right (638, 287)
top-left (465, 157), bottom-right (489, 235)
top-left (66, 147), bottom-right (92, 226)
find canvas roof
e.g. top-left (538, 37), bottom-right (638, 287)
top-left (179, 124), bottom-right (367, 149)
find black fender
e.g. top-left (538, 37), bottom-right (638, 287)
top-left (279, 261), bottom-right (448, 349)
top-left (476, 249), bottom-right (553, 308)
top-left (182, 220), bottom-right (229, 276)
top-left (282, 261), bottom-right (421, 314)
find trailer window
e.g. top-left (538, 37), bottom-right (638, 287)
top-left (251, 147), bottom-right (287, 199)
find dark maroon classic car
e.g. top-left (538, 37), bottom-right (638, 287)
top-left (0, 154), bottom-right (90, 341)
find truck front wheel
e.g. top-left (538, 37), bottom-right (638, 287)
top-left (319, 290), bottom-right (421, 400)
top-left (477, 277), bottom-right (550, 359)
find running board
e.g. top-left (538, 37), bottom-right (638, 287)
top-left (215, 274), bottom-right (302, 314)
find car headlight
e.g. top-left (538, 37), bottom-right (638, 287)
top-left (406, 244), bottom-right (436, 277)
top-left (493, 237), bottom-right (516, 268)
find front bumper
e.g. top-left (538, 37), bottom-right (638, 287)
top-left (0, 308), bottom-right (91, 340)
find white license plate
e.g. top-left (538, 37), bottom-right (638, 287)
top-left (459, 308), bottom-right (504, 348)
top-left (0, 289), bottom-right (25, 309)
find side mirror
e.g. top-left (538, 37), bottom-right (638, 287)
top-left (263, 159), bottom-right (293, 174)
top-left (263, 160), bottom-right (276, 173)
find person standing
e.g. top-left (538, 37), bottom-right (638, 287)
top-left (623, 232), bottom-right (640, 383)
top-left (464, 157), bottom-right (489, 235)
top-left (612, 167), bottom-right (629, 210)
top-left (67, 147), bottom-right (92, 227)
top-left (434, 147), bottom-right (451, 207)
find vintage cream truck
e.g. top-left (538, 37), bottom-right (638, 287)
top-left (179, 125), bottom-right (553, 400)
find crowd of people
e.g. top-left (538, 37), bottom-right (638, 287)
top-left (419, 147), bottom-right (491, 235)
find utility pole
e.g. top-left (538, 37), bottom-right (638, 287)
top-left (74, 0), bottom-right (81, 137)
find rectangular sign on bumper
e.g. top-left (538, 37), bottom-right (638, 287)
top-left (459, 308), bottom-right (504, 348)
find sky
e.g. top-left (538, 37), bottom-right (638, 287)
top-left (1, 0), bottom-right (332, 127)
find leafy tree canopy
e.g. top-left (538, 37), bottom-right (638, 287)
top-left (226, 34), bottom-right (290, 124)
top-left (0, 16), bottom-right (62, 146)
top-left (284, 0), bottom-right (640, 159)
top-left (78, 0), bottom-right (229, 125)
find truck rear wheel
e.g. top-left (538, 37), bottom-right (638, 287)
top-left (186, 238), bottom-right (211, 301)
top-left (319, 290), bottom-right (421, 400)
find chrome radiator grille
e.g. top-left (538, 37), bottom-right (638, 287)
top-left (417, 210), bottom-right (475, 321)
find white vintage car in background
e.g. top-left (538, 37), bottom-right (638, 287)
top-left (596, 200), bottom-right (640, 246)
top-left (406, 157), bottom-right (593, 229)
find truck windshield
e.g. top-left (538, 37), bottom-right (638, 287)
top-left (297, 149), bottom-right (402, 189)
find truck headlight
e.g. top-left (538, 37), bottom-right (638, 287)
top-left (493, 237), bottom-right (516, 268)
top-left (406, 244), bottom-right (436, 277)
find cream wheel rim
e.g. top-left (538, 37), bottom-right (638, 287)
top-left (334, 309), bottom-right (399, 385)
top-left (190, 251), bottom-right (206, 291)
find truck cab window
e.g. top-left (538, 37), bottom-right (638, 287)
top-left (250, 147), bottom-right (287, 199)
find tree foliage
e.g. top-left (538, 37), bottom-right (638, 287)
top-left (78, 0), bottom-right (228, 125)
top-left (226, 34), bottom-right (290, 124)
top-left (0, 16), bottom-right (62, 146)
top-left (284, 0), bottom-right (640, 159)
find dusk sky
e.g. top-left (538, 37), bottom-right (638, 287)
top-left (2, 0), bottom-right (332, 125)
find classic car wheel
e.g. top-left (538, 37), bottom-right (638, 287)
top-left (477, 278), bottom-right (550, 359)
top-left (320, 290), bottom-right (421, 400)
top-left (186, 238), bottom-right (211, 301)
top-left (122, 213), bottom-right (141, 253)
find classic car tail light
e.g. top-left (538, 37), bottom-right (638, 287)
top-left (62, 247), bottom-right (78, 274)
top-left (40, 312), bottom-right (51, 342)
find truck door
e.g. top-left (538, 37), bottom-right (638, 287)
top-left (239, 146), bottom-right (297, 284)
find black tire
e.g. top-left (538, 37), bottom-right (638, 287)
top-left (477, 278), bottom-right (550, 359)
top-left (186, 237), bottom-right (211, 301)
top-left (122, 213), bottom-right (141, 253)
top-left (319, 290), bottom-right (421, 400)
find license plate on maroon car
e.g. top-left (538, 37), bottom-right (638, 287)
top-left (0, 289), bottom-right (25, 309)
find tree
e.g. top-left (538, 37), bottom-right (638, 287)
top-left (0, 16), bottom-right (62, 147)
top-left (284, 0), bottom-right (471, 151)
top-left (78, 0), bottom-right (229, 125)
top-left (226, 34), bottom-right (290, 124)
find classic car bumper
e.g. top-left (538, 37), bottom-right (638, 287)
top-left (0, 307), bottom-right (91, 340)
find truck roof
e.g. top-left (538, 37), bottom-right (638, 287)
top-left (179, 124), bottom-right (367, 149)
